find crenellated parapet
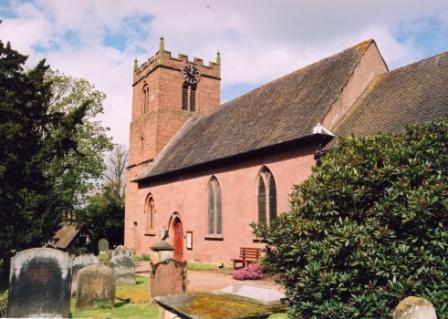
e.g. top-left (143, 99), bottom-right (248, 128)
top-left (133, 38), bottom-right (221, 85)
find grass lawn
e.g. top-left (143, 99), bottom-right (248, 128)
top-left (1, 273), bottom-right (286, 319)
top-left (71, 276), bottom-right (158, 319)
top-left (187, 261), bottom-right (233, 271)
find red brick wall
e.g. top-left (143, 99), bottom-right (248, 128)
top-left (125, 48), bottom-right (221, 250)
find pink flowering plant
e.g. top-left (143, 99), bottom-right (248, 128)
top-left (232, 263), bottom-right (264, 280)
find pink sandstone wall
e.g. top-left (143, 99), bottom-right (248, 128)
top-left (128, 144), bottom-right (318, 264)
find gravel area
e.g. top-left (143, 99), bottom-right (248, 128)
top-left (135, 261), bottom-right (284, 293)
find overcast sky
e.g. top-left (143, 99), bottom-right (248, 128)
top-left (1, 0), bottom-right (448, 146)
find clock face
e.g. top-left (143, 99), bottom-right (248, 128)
top-left (183, 65), bottom-right (200, 84)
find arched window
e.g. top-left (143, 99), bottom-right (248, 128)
top-left (143, 84), bottom-right (149, 113)
top-left (257, 167), bottom-right (277, 225)
top-left (208, 176), bottom-right (222, 234)
top-left (182, 82), bottom-right (196, 112)
top-left (144, 193), bottom-right (155, 232)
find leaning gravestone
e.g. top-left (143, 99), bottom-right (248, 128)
top-left (150, 258), bottom-right (187, 299)
top-left (71, 254), bottom-right (100, 296)
top-left (76, 264), bottom-right (115, 310)
top-left (98, 238), bottom-right (109, 253)
top-left (8, 248), bottom-right (72, 318)
top-left (108, 247), bottom-right (135, 284)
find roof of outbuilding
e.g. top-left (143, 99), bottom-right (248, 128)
top-left (53, 224), bottom-right (80, 249)
top-left (136, 40), bottom-right (375, 182)
top-left (333, 51), bottom-right (448, 138)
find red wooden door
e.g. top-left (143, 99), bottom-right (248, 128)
top-left (173, 218), bottom-right (184, 260)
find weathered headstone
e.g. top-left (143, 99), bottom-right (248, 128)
top-left (8, 248), bottom-right (72, 318)
top-left (76, 264), bottom-right (115, 310)
top-left (394, 296), bottom-right (437, 319)
top-left (114, 245), bottom-right (126, 256)
top-left (98, 238), bottom-right (109, 253)
top-left (71, 254), bottom-right (100, 296)
top-left (150, 258), bottom-right (187, 299)
top-left (108, 250), bottom-right (135, 284)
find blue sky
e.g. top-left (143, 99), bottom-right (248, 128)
top-left (1, 0), bottom-right (448, 145)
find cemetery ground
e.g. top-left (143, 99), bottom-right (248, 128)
top-left (0, 260), bottom-right (286, 318)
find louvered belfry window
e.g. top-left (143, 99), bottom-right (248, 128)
top-left (208, 176), bottom-right (222, 234)
top-left (182, 82), bottom-right (196, 112)
top-left (257, 167), bottom-right (277, 225)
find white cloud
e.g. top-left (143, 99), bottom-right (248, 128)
top-left (1, 0), bottom-right (448, 146)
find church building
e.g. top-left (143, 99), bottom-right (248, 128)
top-left (125, 38), bottom-right (448, 263)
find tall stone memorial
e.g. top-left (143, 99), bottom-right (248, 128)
top-left (8, 248), bottom-right (72, 318)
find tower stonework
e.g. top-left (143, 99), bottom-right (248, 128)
top-left (125, 39), bottom-right (221, 250)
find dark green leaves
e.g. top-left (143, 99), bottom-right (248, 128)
top-left (253, 118), bottom-right (448, 318)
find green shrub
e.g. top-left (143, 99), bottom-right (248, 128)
top-left (253, 119), bottom-right (448, 318)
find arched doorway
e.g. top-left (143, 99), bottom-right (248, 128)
top-left (172, 217), bottom-right (184, 260)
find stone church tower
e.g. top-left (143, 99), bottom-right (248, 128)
top-left (125, 38), bottom-right (221, 249)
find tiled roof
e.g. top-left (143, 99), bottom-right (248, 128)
top-left (136, 40), bottom-right (374, 181)
top-left (333, 51), bottom-right (448, 138)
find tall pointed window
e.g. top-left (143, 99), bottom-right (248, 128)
top-left (257, 167), bottom-right (277, 225)
top-left (182, 83), bottom-right (197, 112)
top-left (208, 176), bottom-right (222, 234)
top-left (144, 193), bottom-right (155, 233)
top-left (143, 84), bottom-right (149, 113)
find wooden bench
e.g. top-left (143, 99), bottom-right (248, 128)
top-left (231, 247), bottom-right (261, 269)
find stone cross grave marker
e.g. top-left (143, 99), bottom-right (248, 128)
top-left (150, 258), bottom-right (187, 299)
top-left (7, 247), bottom-right (72, 318)
top-left (109, 246), bottom-right (135, 284)
top-left (71, 253), bottom-right (100, 296)
top-left (76, 264), bottom-right (115, 310)
top-left (98, 238), bottom-right (109, 253)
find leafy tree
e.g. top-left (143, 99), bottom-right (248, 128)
top-left (46, 70), bottom-right (113, 209)
top-left (0, 40), bottom-right (88, 267)
top-left (253, 119), bottom-right (448, 318)
top-left (77, 145), bottom-right (127, 247)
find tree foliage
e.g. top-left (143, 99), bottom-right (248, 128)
top-left (253, 119), bottom-right (448, 318)
top-left (77, 145), bottom-right (127, 247)
top-left (0, 41), bottom-right (87, 263)
top-left (46, 70), bottom-right (113, 209)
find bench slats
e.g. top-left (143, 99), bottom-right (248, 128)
top-left (232, 247), bottom-right (261, 269)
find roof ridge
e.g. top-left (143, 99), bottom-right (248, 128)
top-left (175, 39), bottom-right (376, 129)
top-left (318, 39), bottom-right (377, 126)
top-left (220, 39), bottom-right (375, 109)
top-left (388, 50), bottom-right (448, 75)
top-left (334, 50), bottom-right (448, 135)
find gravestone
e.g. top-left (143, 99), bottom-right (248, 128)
top-left (220, 284), bottom-right (286, 306)
top-left (76, 264), bottom-right (115, 310)
top-left (108, 248), bottom-right (135, 284)
top-left (71, 254), bottom-right (100, 296)
top-left (154, 293), bottom-right (272, 319)
top-left (98, 238), bottom-right (109, 253)
top-left (114, 245), bottom-right (126, 256)
top-left (7, 248), bottom-right (72, 318)
top-left (150, 258), bottom-right (187, 299)
top-left (394, 296), bottom-right (437, 319)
